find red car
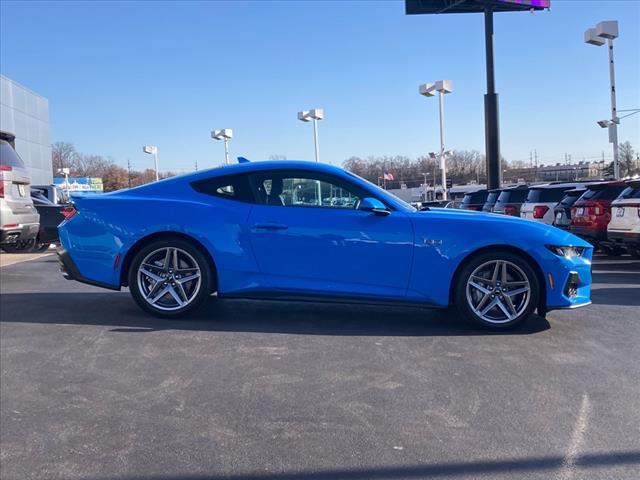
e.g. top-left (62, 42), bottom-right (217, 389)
top-left (569, 181), bottom-right (627, 253)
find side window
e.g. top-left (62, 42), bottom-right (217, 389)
top-left (252, 172), bottom-right (363, 209)
top-left (191, 174), bottom-right (254, 203)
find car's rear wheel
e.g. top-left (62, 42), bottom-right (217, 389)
top-left (128, 239), bottom-right (212, 318)
top-left (1, 238), bottom-right (35, 253)
top-left (454, 251), bottom-right (539, 329)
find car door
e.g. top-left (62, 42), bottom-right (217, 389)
top-left (246, 170), bottom-right (414, 299)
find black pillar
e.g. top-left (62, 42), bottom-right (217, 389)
top-left (484, 7), bottom-right (501, 190)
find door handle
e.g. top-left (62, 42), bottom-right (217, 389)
top-left (253, 223), bottom-right (288, 231)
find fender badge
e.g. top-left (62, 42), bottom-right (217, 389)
top-left (423, 238), bottom-right (443, 246)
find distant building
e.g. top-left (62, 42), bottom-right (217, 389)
top-left (0, 75), bottom-right (52, 185)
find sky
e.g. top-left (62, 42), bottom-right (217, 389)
top-left (1, 0), bottom-right (639, 174)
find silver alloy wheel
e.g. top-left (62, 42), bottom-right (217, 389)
top-left (137, 247), bottom-right (202, 312)
top-left (465, 259), bottom-right (531, 324)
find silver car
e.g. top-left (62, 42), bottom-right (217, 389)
top-left (0, 139), bottom-right (39, 249)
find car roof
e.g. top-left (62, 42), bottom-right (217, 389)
top-left (188, 160), bottom-right (346, 180)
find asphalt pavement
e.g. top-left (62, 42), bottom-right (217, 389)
top-left (0, 252), bottom-right (639, 480)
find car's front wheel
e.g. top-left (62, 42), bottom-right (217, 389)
top-left (454, 251), bottom-right (539, 329)
top-left (128, 239), bottom-right (213, 318)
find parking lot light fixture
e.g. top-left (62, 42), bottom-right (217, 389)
top-left (420, 81), bottom-right (452, 200)
top-left (297, 109), bottom-right (324, 163)
top-left (584, 20), bottom-right (620, 179)
top-left (211, 129), bottom-right (233, 165)
top-left (142, 145), bottom-right (159, 181)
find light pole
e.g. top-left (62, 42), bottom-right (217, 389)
top-left (585, 21), bottom-right (620, 179)
top-left (57, 167), bottom-right (70, 194)
top-left (297, 109), bottom-right (324, 162)
top-left (142, 145), bottom-right (159, 181)
top-left (420, 81), bottom-right (452, 200)
top-left (211, 129), bottom-right (233, 165)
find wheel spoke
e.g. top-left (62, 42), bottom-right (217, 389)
top-left (469, 281), bottom-right (491, 295)
top-left (140, 268), bottom-right (163, 283)
top-left (502, 294), bottom-right (518, 316)
top-left (172, 248), bottom-right (180, 270)
top-left (501, 261), bottom-right (508, 283)
top-left (475, 292), bottom-right (492, 311)
top-left (177, 272), bottom-right (200, 284)
top-left (506, 286), bottom-right (529, 297)
top-left (162, 248), bottom-right (173, 270)
top-left (491, 261), bottom-right (501, 284)
top-left (167, 286), bottom-right (185, 306)
top-left (479, 297), bottom-right (499, 316)
top-left (148, 285), bottom-right (171, 305)
top-left (496, 299), bottom-right (514, 320)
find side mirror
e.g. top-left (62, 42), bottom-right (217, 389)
top-left (359, 197), bottom-right (390, 216)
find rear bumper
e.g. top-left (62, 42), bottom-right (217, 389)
top-left (606, 231), bottom-right (640, 248)
top-left (0, 222), bottom-right (39, 244)
top-left (57, 247), bottom-right (120, 291)
top-left (568, 225), bottom-right (607, 244)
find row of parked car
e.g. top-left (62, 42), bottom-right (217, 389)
top-left (0, 139), bottom-right (66, 253)
top-left (459, 180), bottom-right (640, 257)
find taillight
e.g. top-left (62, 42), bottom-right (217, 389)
top-left (466, 205), bottom-right (480, 211)
top-left (61, 205), bottom-right (77, 220)
top-left (0, 181), bottom-right (4, 198)
top-left (504, 205), bottom-right (518, 216)
top-left (533, 205), bottom-right (549, 219)
top-left (0, 164), bottom-right (12, 172)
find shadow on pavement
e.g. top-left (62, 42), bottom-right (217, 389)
top-left (0, 292), bottom-right (550, 336)
top-left (591, 287), bottom-right (640, 306)
top-left (81, 451), bottom-right (640, 480)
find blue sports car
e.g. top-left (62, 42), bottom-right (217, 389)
top-left (57, 160), bottom-right (592, 329)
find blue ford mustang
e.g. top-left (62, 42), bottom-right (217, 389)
top-left (57, 160), bottom-right (592, 329)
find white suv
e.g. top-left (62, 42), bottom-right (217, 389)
top-left (520, 183), bottom-right (585, 225)
top-left (607, 180), bottom-right (640, 258)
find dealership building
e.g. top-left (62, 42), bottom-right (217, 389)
top-left (0, 74), bottom-right (52, 185)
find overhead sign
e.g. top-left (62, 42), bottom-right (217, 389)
top-left (405, 0), bottom-right (550, 15)
top-left (54, 177), bottom-right (103, 193)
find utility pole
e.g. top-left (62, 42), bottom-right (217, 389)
top-left (195, 160), bottom-right (198, 171)
top-left (534, 149), bottom-right (538, 182)
top-left (127, 159), bottom-right (132, 188)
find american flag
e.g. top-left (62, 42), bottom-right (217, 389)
top-left (383, 170), bottom-right (394, 181)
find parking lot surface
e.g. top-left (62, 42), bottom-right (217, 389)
top-left (1, 252), bottom-right (639, 480)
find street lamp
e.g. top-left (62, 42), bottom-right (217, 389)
top-left (57, 167), bottom-right (70, 193)
top-left (211, 129), bottom-right (233, 165)
top-left (420, 81), bottom-right (452, 200)
top-left (585, 20), bottom-right (620, 179)
top-left (142, 145), bottom-right (159, 181)
top-left (297, 108), bottom-right (324, 162)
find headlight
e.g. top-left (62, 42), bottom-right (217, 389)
top-left (546, 245), bottom-right (586, 258)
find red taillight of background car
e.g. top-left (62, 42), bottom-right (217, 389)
top-left (571, 201), bottom-right (610, 229)
top-left (61, 205), bottom-right (77, 220)
top-left (533, 205), bottom-right (549, 219)
top-left (504, 205), bottom-right (518, 216)
top-left (0, 164), bottom-right (12, 172)
top-left (465, 205), bottom-right (481, 211)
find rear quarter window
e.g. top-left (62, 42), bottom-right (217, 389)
top-left (582, 186), bottom-right (626, 201)
top-left (618, 186), bottom-right (640, 200)
top-left (527, 187), bottom-right (568, 203)
top-left (462, 191), bottom-right (488, 204)
top-left (191, 174), bottom-right (254, 203)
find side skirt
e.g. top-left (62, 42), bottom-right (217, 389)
top-left (217, 291), bottom-right (444, 310)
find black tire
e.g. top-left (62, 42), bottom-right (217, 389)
top-left (601, 245), bottom-right (625, 256)
top-left (128, 238), bottom-right (213, 318)
top-left (31, 240), bottom-right (51, 252)
top-left (454, 251), bottom-right (540, 330)
top-left (629, 249), bottom-right (640, 260)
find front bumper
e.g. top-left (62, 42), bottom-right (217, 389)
top-left (57, 247), bottom-right (120, 291)
top-left (538, 246), bottom-right (593, 311)
top-left (1, 222), bottom-right (39, 244)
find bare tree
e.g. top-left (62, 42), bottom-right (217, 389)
top-left (619, 141), bottom-right (636, 177)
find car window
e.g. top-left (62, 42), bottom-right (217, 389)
top-left (618, 186), bottom-right (640, 200)
top-left (559, 191), bottom-right (585, 207)
top-left (462, 191), bottom-right (488, 204)
top-left (485, 192), bottom-right (500, 204)
top-left (251, 171), bottom-right (364, 209)
top-left (526, 187), bottom-right (567, 203)
top-left (496, 189), bottom-right (528, 204)
top-left (581, 185), bottom-right (626, 201)
top-left (191, 173), bottom-right (254, 203)
top-left (0, 140), bottom-right (26, 169)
